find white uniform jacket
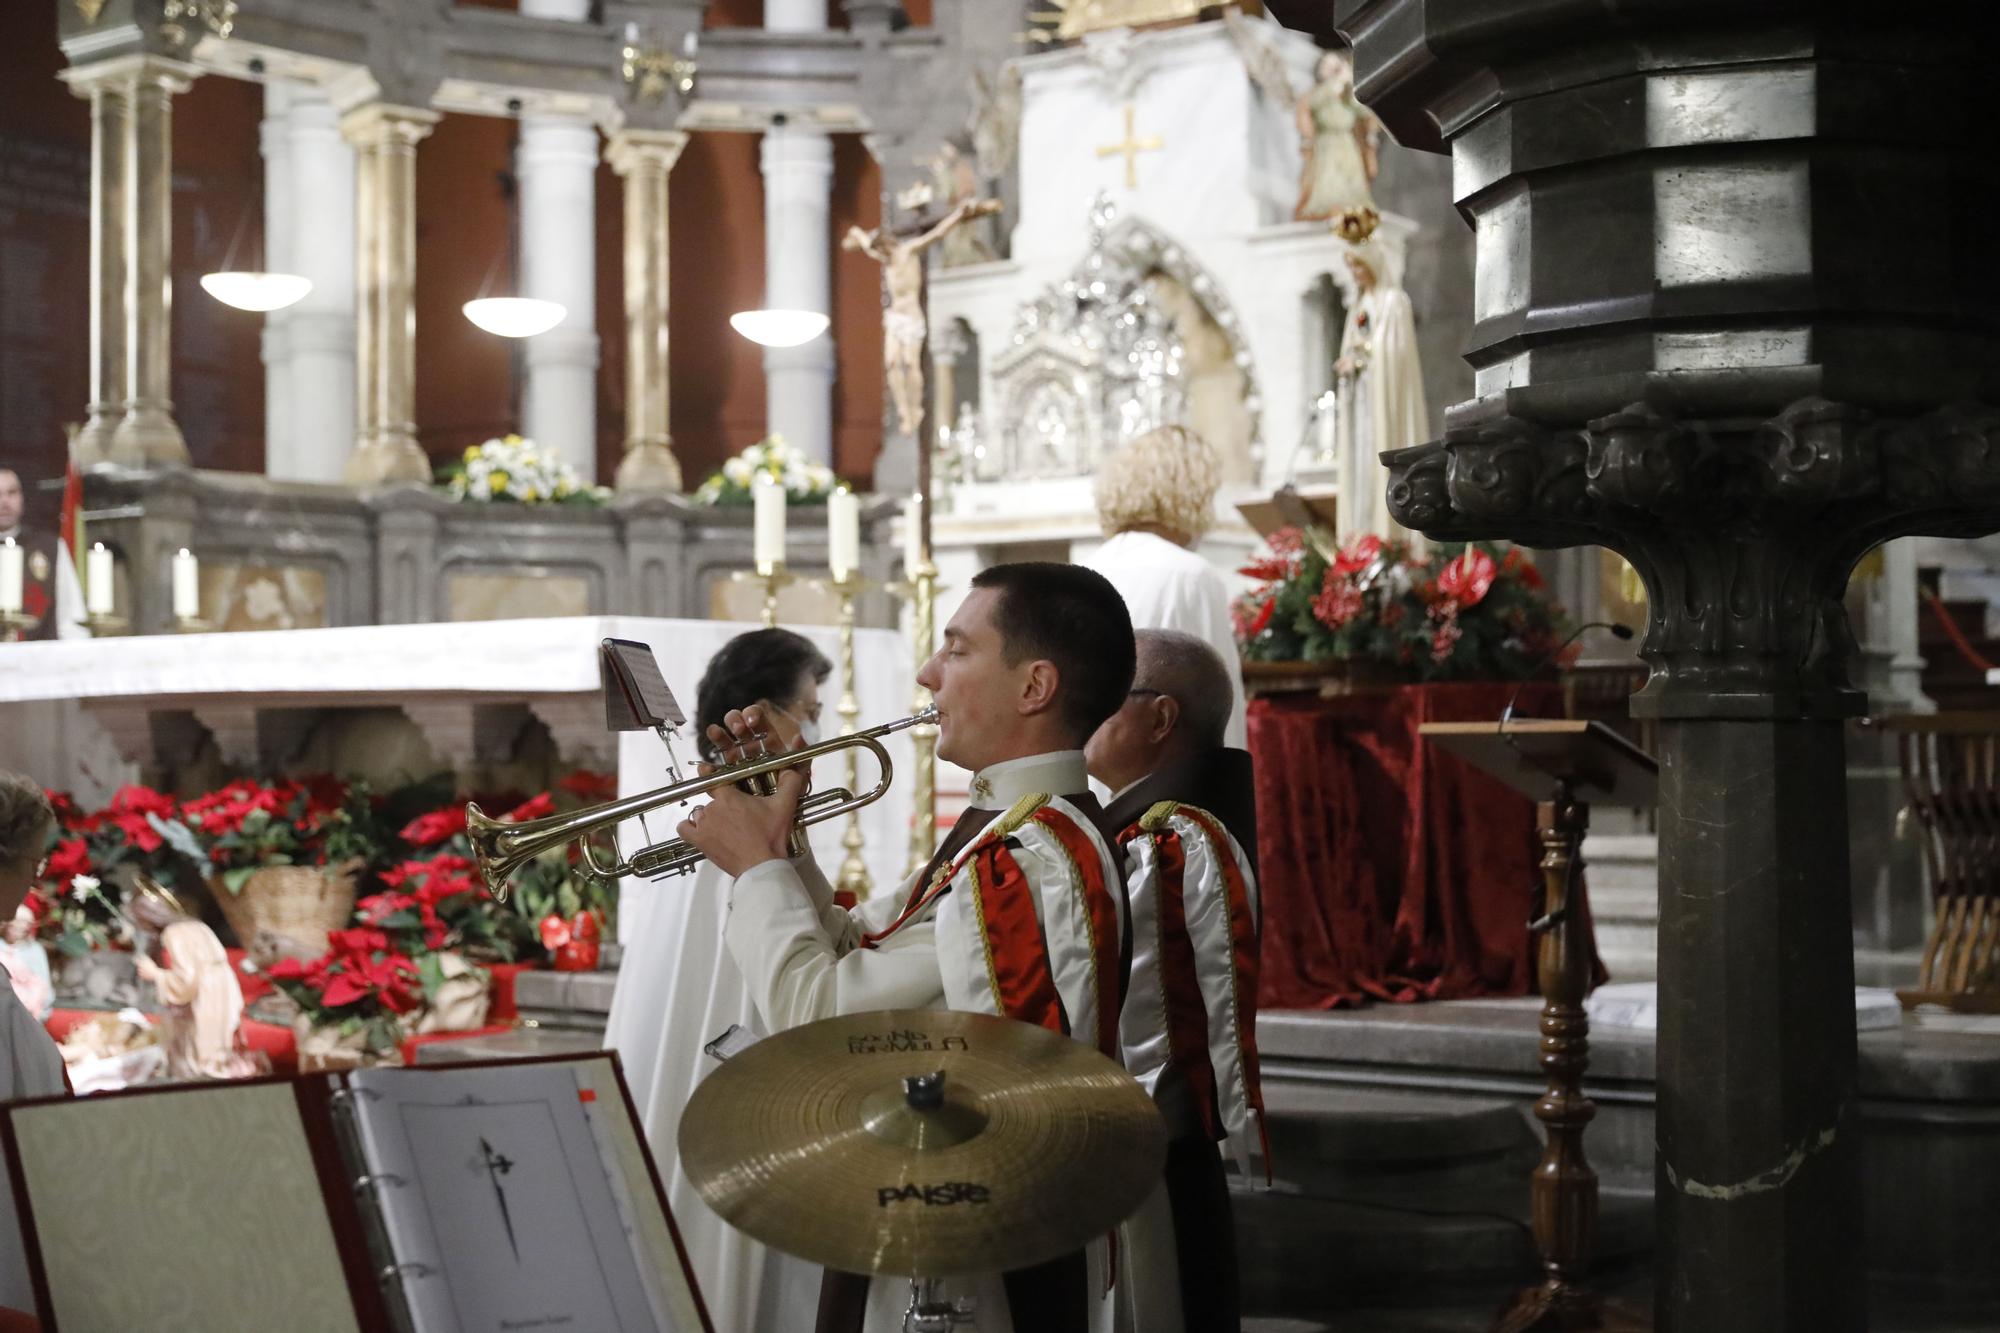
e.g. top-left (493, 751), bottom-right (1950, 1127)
top-left (724, 748), bottom-right (1126, 1054)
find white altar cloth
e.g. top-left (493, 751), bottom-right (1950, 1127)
top-left (0, 618), bottom-right (918, 916)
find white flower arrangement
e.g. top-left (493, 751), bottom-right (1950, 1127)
top-left (692, 434), bottom-right (838, 506)
top-left (437, 434), bottom-right (608, 506)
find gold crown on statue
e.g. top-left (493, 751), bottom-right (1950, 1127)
top-left (1333, 206), bottom-right (1381, 244)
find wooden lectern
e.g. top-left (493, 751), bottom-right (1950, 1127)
top-left (1234, 484), bottom-right (1339, 543)
top-left (1419, 719), bottom-right (1658, 1333)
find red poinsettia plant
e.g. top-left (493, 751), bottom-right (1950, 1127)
top-left (388, 776), bottom-right (616, 964)
top-left (32, 784), bottom-right (199, 953)
top-left (178, 775), bottom-right (384, 895)
top-left (1233, 529), bottom-right (1574, 681)
top-left (264, 926), bottom-right (423, 1056)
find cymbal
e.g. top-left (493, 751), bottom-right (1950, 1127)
top-left (678, 1008), bottom-right (1166, 1279)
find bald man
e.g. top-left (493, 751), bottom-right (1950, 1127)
top-left (1086, 629), bottom-right (1264, 1333)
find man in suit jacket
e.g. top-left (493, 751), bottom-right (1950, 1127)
top-left (1087, 628), bottom-right (1265, 1333)
top-left (0, 469), bottom-right (57, 641)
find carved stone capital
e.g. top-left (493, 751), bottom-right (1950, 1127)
top-left (1386, 396), bottom-right (2000, 719)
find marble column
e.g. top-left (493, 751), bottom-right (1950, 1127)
top-left (260, 82), bottom-right (293, 472)
top-left (341, 104), bottom-right (438, 485)
top-left (1354, 3), bottom-right (2000, 1327)
top-left (607, 129), bottom-right (687, 492)
top-left (759, 123), bottom-right (835, 463)
top-left (59, 65), bottom-right (131, 468)
top-left (283, 86), bottom-right (359, 484)
top-left (518, 113), bottom-right (601, 481)
top-left (113, 58), bottom-right (197, 467)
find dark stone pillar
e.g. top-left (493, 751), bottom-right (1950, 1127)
top-left (1324, 1), bottom-right (1999, 1327)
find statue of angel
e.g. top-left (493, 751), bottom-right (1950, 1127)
top-left (1224, 12), bottom-right (1382, 223)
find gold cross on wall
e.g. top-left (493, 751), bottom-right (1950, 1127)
top-left (1095, 104), bottom-right (1164, 190)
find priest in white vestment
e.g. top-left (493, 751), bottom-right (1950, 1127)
top-left (680, 564), bottom-right (1136, 1333)
top-left (1084, 426), bottom-right (1248, 749)
top-left (602, 630), bottom-right (830, 1333)
top-left (1, 774), bottom-right (69, 1319)
top-left (1334, 238), bottom-right (1430, 550)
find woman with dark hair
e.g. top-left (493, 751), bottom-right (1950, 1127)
top-left (603, 627), bottom-right (831, 1333)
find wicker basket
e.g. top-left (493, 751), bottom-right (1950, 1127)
top-left (213, 860), bottom-right (361, 961)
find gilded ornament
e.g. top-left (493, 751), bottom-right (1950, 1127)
top-left (1029, 0), bottom-right (1205, 41)
top-left (73, 0), bottom-right (107, 24)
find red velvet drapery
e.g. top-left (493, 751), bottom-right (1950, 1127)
top-left (1249, 682), bottom-right (1576, 1009)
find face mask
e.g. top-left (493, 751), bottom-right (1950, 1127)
top-left (773, 703), bottom-right (820, 748)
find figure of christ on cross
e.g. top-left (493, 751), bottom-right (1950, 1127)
top-left (842, 195), bottom-right (1002, 441)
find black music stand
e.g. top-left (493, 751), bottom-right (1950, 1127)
top-left (1420, 719), bottom-right (1657, 1333)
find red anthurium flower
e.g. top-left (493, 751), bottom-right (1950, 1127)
top-left (1247, 596), bottom-right (1275, 637)
top-left (1332, 534), bottom-right (1384, 577)
top-left (1436, 547), bottom-right (1498, 609)
top-left (399, 807), bottom-right (468, 847)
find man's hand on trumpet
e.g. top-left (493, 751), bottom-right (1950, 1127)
top-left (679, 704), bottom-right (811, 877)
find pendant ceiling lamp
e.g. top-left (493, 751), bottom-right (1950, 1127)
top-left (464, 116), bottom-right (566, 341)
top-left (201, 271), bottom-right (313, 312)
top-left (464, 296), bottom-right (567, 339)
top-left (200, 187), bottom-right (311, 313)
top-left (729, 309), bottom-right (830, 348)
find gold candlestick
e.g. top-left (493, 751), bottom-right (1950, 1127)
top-left (894, 559), bottom-right (940, 879)
top-left (80, 612), bottom-right (131, 637)
top-left (820, 570), bottom-right (875, 900)
top-left (0, 609), bottom-right (42, 642)
top-left (730, 562), bottom-right (794, 628)
top-left (174, 614), bottom-right (214, 634)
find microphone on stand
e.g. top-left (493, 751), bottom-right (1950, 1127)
top-left (1498, 620), bottom-right (1637, 734)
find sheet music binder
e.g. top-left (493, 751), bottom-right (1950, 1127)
top-left (0, 1051), bottom-right (714, 1333)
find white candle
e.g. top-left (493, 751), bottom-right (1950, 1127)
top-left (752, 474), bottom-right (786, 574)
top-left (828, 487), bottom-right (860, 582)
top-left (903, 492), bottom-right (926, 572)
top-left (0, 538), bottom-right (21, 615)
top-left (172, 548), bottom-right (199, 619)
top-left (1316, 389), bottom-right (1338, 460)
top-left (86, 542), bottom-right (113, 616)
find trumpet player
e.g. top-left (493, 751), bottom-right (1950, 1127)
top-left (677, 561), bottom-right (1136, 1333)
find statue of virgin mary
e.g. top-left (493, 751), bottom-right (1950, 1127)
top-left (1334, 238), bottom-right (1430, 550)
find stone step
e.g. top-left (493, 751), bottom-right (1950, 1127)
top-left (1234, 1176), bottom-right (1652, 1317)
top-left (1260, 1083), bottom-right (1541, 1198)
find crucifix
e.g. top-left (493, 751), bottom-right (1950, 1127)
top-left (1095, 104), bottom-right (1164, 189)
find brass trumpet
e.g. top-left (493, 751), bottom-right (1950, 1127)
top-left (468, 707), bottom-right (938, 899)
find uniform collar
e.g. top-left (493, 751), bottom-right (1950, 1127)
top-left (966, 750), bottom-right (1088, 808)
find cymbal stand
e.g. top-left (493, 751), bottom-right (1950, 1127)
top-left (903, 1279), bottom-right (975, 1333)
